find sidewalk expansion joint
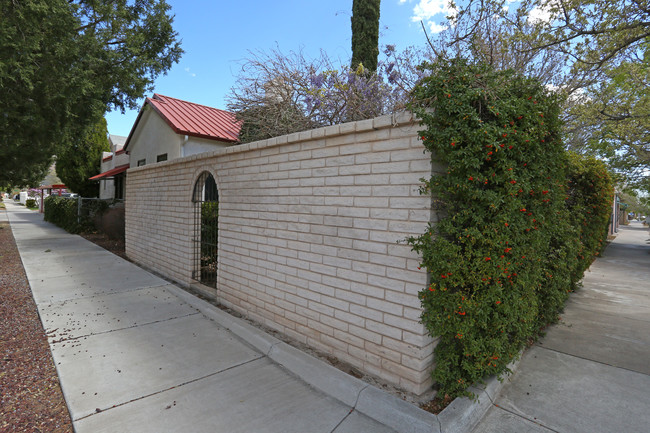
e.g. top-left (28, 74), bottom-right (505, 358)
top-left (73, 355), bottom-right (265, 422)
top-left (566, 304), bottom-right (650, 324)
top-left (37, 283), bottom-right (174, 306)
top-left (536, 345), bottom-right (650, 376)
top-left (49, 312), bottom-right (201, 344)
top-left (53, 284), bottom-right (169, 307)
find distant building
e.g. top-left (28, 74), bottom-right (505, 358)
top-left (91, 135), bottom-right (129, 200)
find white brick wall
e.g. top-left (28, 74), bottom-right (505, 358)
top-left (125, 112), bottom-right (438, 395)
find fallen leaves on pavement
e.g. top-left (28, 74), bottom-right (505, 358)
top-left (0, 220), bottom-right (73, 433)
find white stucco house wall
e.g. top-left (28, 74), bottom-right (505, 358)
top-left (123, 94), bottom-right (241, 168)
top-left (94, 135), bottom-right (129, 200)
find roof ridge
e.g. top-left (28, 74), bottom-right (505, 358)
top-left (140, 93), bottom-right (240, 143)
top-left (152, 93), bottom-right (235, 116)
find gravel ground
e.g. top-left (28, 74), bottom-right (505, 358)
top-left (0, 217), bottom-right (73, 433)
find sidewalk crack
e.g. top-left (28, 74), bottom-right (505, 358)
top-left (491, 404), bottom-right (559, 432)
top-left (329, 385), bottom-right (370, 433)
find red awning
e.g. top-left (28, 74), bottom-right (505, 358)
top-left (89, 164), bottom-right (129, 180)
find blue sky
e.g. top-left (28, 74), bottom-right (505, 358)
top-left (105, 0), bottom-right (451, 137)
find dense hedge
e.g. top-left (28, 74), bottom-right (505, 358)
top-left (44, 196), bottom-right (82, 233)
top-left (566, 153), bottom-right (614, 279)
top-left (44, 196), bottom-right (109, 233)
top-left (407, 60), bottom-right (614, 398)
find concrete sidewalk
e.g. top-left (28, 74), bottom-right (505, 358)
top-left (472, 221), bottom-right (650, 433)
top-left (5, 202), bottom-right (436, 433)
top-left (9, 199), bottom-right (648, 433)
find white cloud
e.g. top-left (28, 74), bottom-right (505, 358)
top-left (528, 6), bottom-right (552, 23)
top-left (411, 0), bottom-right (457, 21)
top-left (427, 21), bottom-right (448, 33)
top-left (184, 67), bottom-right (197, 77)
top-left (410, 0), bottom-right (457, 29)
top-left (528, 0), bottom-right (559, 24)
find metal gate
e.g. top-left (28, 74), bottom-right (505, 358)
top-left (192, 171), bottom-right (219, 287)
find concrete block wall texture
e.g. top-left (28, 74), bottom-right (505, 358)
top-left (125, 112), bottom-right (440, 395)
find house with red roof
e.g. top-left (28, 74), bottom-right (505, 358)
top-left (123, 94), bottom-right (241, 169)
top-left (90, 94), bottom-right (241, 199)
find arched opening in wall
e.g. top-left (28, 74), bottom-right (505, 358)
top-left (192, 171), bottom-right (219, 288)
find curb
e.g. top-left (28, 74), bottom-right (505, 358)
top-left (167, 285), bottom-right (519, 433)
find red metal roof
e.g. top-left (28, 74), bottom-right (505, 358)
top-left (89, 164), bottom-right (129, 180)
top-left (123, 94), bottom-right (241, 152)
top-left (103, 148), bottom-right (125, 162)
top-left (147, 94), bottom-right (240, 142)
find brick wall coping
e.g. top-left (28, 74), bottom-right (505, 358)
top-left (127, 111), bottom-right (417, 174)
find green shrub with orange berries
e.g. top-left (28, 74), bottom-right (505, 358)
top-left (566, 153), bottom-right (615, 279)
top-left (407, 59), bottom-right (614, 398)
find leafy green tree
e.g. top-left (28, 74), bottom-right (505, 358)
top-left (620, 189), bottom-right (650, 218)
top-left (0, 1), bottom-right (76, 187)
top-left (429, 0), bottom-right (649, 191)
top-left (564, 58), bottom-right (650, 189)
top-left (0, 0), bottom-right (182, 187)
top-left (351, 0), bottom-right (381, 72)
top-left (56, 117), bottom-right (110, 198)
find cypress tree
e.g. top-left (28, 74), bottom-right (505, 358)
top-left (351, 0), bottom-right (381, 73)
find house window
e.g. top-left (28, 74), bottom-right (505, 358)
top-left (156, 153), bottom-right (168, 162)
top-left (137, 159), bottom-right (146, 167)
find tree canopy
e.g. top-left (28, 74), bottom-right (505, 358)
top-left (448, 0), bottom-right (648, 74)
top-left (0, 0), bottom-right (182, 187)
top-left (56, 117), bottom-right (110, 198)
top-left (564, 57), bottom-right (650, 190)
top-left (226, 48), bottom-right (402, 143)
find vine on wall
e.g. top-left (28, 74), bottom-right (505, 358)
top-left (407, 60), bottom-right (614, 398)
